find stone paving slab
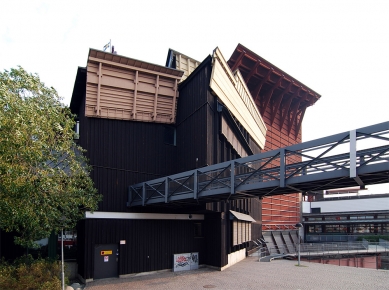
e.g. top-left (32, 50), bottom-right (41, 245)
top-left (85, 256), bottom-right (389, 290)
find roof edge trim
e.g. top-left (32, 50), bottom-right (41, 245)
top-left (229, 210), bottom-right (256, 222)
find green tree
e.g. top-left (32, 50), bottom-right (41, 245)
top-left (0, 66), bottom-right (101, 248)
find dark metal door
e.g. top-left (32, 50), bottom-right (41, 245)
top-left (94, 244), bottom-right (118, 279)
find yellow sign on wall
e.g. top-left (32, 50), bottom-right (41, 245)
top-left (100, 250), bottom-right (112, 255)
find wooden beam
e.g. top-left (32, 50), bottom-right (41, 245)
top-left (279, 86), bottom-right (301, 130)
top-left (270, 82), bottom-right (293, 125)
top-left (89, 57), bottom-right (182, 80)
top-left (295, 106), bottom-right (307, 139)
top-left (230, 50), bottom-right (246, 72)
top-left (252, 68), bottom-right (273, 103)
top-left (171, 79), bottom-right (178, 121)
top-left (260, 75), bottom-right (284, 116)
top-left (244, 60), bottom-right (261, 83)
top-left (95, 62), bottom-right (102, 116)
top-left (132, 70), bottom-right (139, 119)
top-left (287, 95), bottom-right (304, 136)
top-left (153, 75), bottom-right (159, 121)
top-left (177, 54), bottom-right (181, 71)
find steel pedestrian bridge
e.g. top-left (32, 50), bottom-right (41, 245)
top-left (128, 121), bottom-right (389, 207)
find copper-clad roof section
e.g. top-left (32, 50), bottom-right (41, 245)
top-left (228, 44), bottom-right (321, 138)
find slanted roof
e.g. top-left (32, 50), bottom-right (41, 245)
top-left (228, 44), bottom-right (321, 137)
top-left (70, 66), bottom-right (87, 115)
top-left (229, 210), bottom-right (256, 222)
top-left (210, 47), bottom-right (267, 149)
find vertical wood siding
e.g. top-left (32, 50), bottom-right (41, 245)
top-left (175, 57), bottom-right (212, 172)
top-left (76, 80), bottom-right (177, 212)
top-left (77, 219), bottom-right (205, 279)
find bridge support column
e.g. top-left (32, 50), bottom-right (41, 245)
top-left (194, 171), bottom-right (198, 200)
top-left (165, 177), bottom-right (168, 203)
top-left (230, 162), bottom-right (235, 195)
top-left (350, 130), bottom-right (357, 178)
top-left (280, 149), bottom-right (285, 187)
top-left (142, 184), bottom-right (146, 206)
top-left (350, 130), bottom-right (364, 188)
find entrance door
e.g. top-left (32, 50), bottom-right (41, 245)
top-left (94, 244), bottom-right (118, 279)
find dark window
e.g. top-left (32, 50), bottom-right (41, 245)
top-left (311, 207), bottom-right (321, 214)
top-left (194, 223), bottom-right (203, 238)
top-left (164, 126), bottom-right (176, 146)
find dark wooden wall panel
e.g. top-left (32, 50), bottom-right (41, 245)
top-left (203, 212), bottom-right (224, 267)
top-left (77, 95), bottom-right (176, 212)
top-left (175, 57), bottom-right (212, 172)
top-left (77, 219), bottom-right (206, 279)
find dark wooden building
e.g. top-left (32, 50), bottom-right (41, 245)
top-left (70, 47), bottom-right (267, 280)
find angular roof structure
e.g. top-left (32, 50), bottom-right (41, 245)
top-left (228, 44), bottom-right (321, 137)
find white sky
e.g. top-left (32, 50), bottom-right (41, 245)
top-left (1, 0), bottom-right (388, 192)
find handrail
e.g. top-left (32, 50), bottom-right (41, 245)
top-left (129, 121), bottom-right (389, 207)
top-left (256, 240), bottom-right (389, 261)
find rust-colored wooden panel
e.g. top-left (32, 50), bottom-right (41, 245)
top-left (85, 49), bottom-right (183, 124)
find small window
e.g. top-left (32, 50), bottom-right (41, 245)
top-left (311, 207), bottom-right (321, 214)
top-left (74, 121), bottom-right (80, 139)
top-left (232, 220), bottom-right (251, 246)
top-left (164, 126), bottom-right (176, 146)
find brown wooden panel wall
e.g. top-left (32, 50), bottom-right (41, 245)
top-left (175, 52), bottom-right (200, 82)
top-left (85, 53), bottom-right (181, 124)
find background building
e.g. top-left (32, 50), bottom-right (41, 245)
top-left (303, 187), bottom-right (389, 242)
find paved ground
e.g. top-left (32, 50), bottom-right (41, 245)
top-left (85, 256), bottom-right (389, 290)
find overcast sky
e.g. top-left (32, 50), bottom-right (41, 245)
top-left (1, 1), bottom-right (388, 192)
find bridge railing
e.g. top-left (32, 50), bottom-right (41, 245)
top-left (128, 121), bottom-right (389, 207)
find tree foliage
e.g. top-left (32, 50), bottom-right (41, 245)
top-left (0, 66), bottom-right (101, 247)
top-left (0, 255), bottom-right (65, 290)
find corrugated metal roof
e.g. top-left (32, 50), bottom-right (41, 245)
top-left (229, 210), bottom-right (256, 222)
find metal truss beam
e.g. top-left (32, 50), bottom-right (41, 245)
top-left (128, 121), bottom-right (389, 207)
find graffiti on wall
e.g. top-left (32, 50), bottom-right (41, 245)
top-left (173, 252), bottom-right (199, 272)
